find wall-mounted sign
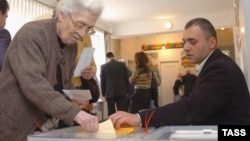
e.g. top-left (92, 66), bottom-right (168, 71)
top-left (141, 42), bottom-right (183, 51)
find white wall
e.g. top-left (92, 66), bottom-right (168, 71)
top-left (111, 11), bottom-right (235, 38)
top-left (236, 0), bottom-right (250, 90)
top-left (119, 32), bottom-right (185, 72)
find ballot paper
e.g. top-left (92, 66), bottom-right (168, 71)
top-left (98, 119), bottom-right (116, 134)
top-left (95, 119), bottom-right (117, 139)
top-left (62, 120), bottom-right (133, 139)
top-left (62, 89), bottom-right (92, 102)
top-left (97, 119), bottom-right (134, 137)
top-left (74, 47), bottom-right (95, 77)
top-left (72, 119), bottom-right (117, 139)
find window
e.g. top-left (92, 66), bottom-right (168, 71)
top-left (91, 29), bottom-right (106, 83)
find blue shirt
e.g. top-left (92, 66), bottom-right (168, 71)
top-left (0, 28), bottom-right (11, 70)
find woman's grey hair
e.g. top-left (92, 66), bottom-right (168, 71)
top-left (54, 0), bottom-right (104, 18)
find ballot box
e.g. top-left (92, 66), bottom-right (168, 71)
top-left (141, 125), bottom-right (217, 141)
top-left (28, 126), bottom-right (155, 141)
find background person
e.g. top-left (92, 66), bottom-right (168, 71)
top-left (119, 59), bottom-right (135, 112)
top-left (100, 52), bottom-right (129, 116)
top-left (182, 69), bottom-right (197, 97)
top-left (0, 0), bottom-right (104, 140)
top-left (110, 17), bottom-right (250, 128)
top-left (173, 72), bottom-right (183, 102)
top-left (0, 0), bottom-right (11, 71)
top-left (129, 51), bottom-right (153, 113)
top-left (150, 64), bottom-right (161, 108)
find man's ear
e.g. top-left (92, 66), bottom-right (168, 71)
top-left (209, 37), bottom-right (217, 49)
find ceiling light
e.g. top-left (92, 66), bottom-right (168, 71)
top-left (240, 27), bottom-right (245, 33)
top-left (164, 21), bottom-right (173, 29)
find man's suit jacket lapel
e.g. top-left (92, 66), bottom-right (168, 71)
top-left (191, 49), bottom-right (222, 92)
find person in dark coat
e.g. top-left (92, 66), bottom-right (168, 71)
top-left (173, 72), bottom-right (183, 102)
top-left (0, 0), bottom-right (11, 71)
top-left (110, 17), bottom-right (250, 128)
top-left (0, 29), bottom-right (11, 71)
top-left (150, 64), bottom-right (161, 108)
top-left (100, 52), bottom-right (129, 115)
top-left (119, 59), bottom-right (135, 112)
top-left (182, 69), bottom-right (197, 97)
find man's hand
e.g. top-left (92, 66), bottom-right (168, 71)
top-left (109, 111), bottom-right (141, 128)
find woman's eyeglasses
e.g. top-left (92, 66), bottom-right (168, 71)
top-left (68, 14), bottom-right (95, 36)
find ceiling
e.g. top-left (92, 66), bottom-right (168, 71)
top-left (35, 0), bottom-right (236, 37)
top-left (99, 0), bottom-right (234, 24)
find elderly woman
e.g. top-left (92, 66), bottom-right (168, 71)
top-left (0, 0), bottom-right (103, 140)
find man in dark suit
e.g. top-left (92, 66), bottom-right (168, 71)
top-left (0, 29), bottom-right (11, 71)
top-left (100, 52), bottom-right (130, 116)
top-left (0, 0), bottom-right (11, 71)
top-left (182, 69), bottom-right (196, 97)
top-left (110, 18), bottom-right (250, 128)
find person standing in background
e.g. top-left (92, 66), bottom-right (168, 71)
top-left (173, 72), bottom-right (183, 102)
top-left (126, 64), bottom-right (134, 111)
top-left (100, 52), bottom-right (129, 116)
top-left (129, 51), bottom-right (152, 113)
top-left (0, 0), bottom-right (104, 140)
top-left (150, 64), bottom-right (161, 108)
top-left (0, 0), bottom-right (11, 71)
top-left (182, 69), bottom-right (196, 97)
top-left (119, 59), bottom-right (135, 111)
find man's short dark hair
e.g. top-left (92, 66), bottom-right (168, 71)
top-left (185, 17), bottom-right (217, 40)
top-left (106, 52), bottom-right (114, 58)
top-left (0, 0), bottom-right (9, 15)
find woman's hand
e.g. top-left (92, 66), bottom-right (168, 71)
top-left (81, 66), bottom-right (96, 80)
top-left (74, 111), bottom-right (99, 132)
top-left (71, 99), bottom-right (89, 109)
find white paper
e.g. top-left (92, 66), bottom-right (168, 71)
top-left (65, 120), bottom-right (117, 139)
top-left (98, 119), bottom-right (116, 134)
top-left (95, 119), bottom-right (117, 139)
top-left (74, 47), bottom-right (95, 76)
top-left (62, 89), bottom-right (92, 102)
